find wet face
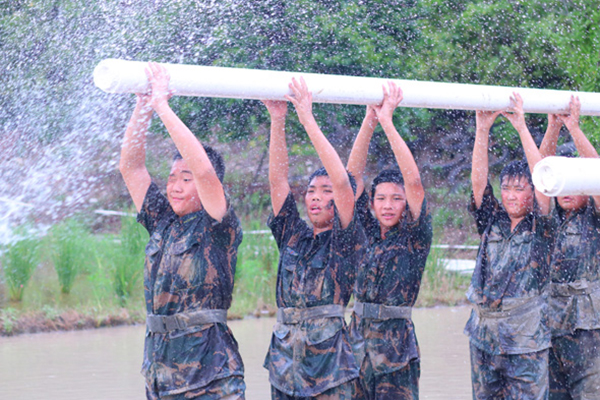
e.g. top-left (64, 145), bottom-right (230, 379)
top-left (305, 175), bottom-right (335, 231)
top-left (372, 182), bottom-right (406, 235)
top-left (557, 195), bottom-right (588, 213)
top-left (167, 159), bottom-right (202, 217)
top-left (500, 176), bottom-right (534, 221)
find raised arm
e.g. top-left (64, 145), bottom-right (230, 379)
top-left (346, 106), bottom-right (378, 199)
top-left (146, 62), bottom-right (227, 221)
top-left (286, 77), bottom-right (355, 229)
top-left (372, 82), bottom-right (424, 219)
top-left (501, 92), bottom-right (551, 215)
top-left (558, 96), bottom-right (600, 210)
top-left (263, 100), bottom-right (290, 216)
top-left (539, 113), bottom-right (563, 158)
top-left (472, 110), bottom-right (501, 209)
top-left (119, 94), bottom-right (153, 212)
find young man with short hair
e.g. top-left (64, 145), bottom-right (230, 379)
top-left (346, 82), bottom-right (432, 400)
top-left (539, 96), bottom-right (600, 400)
top-left (119, 62), bottom-right (245, 400)
top-left (262, 77), bottom-right (367, 399)
top-left (467, 93), bottom-right (555, 400)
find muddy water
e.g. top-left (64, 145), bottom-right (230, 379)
top-left (0, 306), bottom-right (472, 399)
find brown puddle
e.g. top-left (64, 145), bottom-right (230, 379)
top-left (0, 306), bottom-right (472, 399)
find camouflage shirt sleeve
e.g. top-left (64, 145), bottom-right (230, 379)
top-left (268, 192), bottom-right (304, 251)
top-left (204, 196), bottom-right (243, 250)
top-left (137, 182), bottom-right (171, 235)
top-left (469, 182), bottom-right (500, 236)
top-left (355, 189), bottom-right (378, 236)
top-left (405, 198), bottom-right (434, 257)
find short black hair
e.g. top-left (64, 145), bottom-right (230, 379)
top-left (499, 160), bottom-right (533, 189)
top-left (370, 168), bottom-right (405, 200)
top-left (307, 166), bottom-right (357, 196)
top-left (173, 144), bottom-right (225, 183)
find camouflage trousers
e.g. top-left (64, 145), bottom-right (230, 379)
top-left (270, 379), bottom-right (358, 400)
top-left (146, 375), bottom-right (245, 400)
top-left (354, 356), bottom-right (420, 400)
top-left (470, 343), bottom-right (549, 400)
top-left (549, 329), bottom-right (600, 400)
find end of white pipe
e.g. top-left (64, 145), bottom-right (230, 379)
top-left (93, 59), bottom-right (119, 93)
top-left (533, 161), bottom-right (561, 196)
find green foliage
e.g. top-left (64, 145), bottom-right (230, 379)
top-left (0, 307), bottom-right (17, 334)
top-left (418, 244), bottom-right (471, 307)
top-left (3, 0), bottom-right (598, 173)
top-left (111, 216), bottom-right (147, 305)
top-left (88, 215), bottom-right (147, 307)
top-left (1, 228), bottom-right (40, 302)
top-left (230, 229), bottom-right (279, 316)
top-left (47, 218), bottom-right (92, 294)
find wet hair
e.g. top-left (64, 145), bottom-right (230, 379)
top-left (499, 160), bottom-right (533, 189)
top-left (173, 144), bottom-right (225, 183)
top-left (370, 168), bottom-right (405, 200)
top-left (307, 167), bottom-right (357, 196)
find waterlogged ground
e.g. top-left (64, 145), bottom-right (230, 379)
top-left (0, 306), bottom-right (472, 399)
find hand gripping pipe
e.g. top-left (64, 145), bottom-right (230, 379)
top-left (94, 58), bottom-right (600, 115)
top-left (533, 156), bottom-right (600, 196)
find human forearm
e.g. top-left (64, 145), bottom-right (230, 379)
top-left (513, 122), bottom-right (551, 214)
top-left (120, 101), bottom-right (151, 171)
top-left (119, 99), bottom-right (153, 211)
top-left (303, 117), bottom-right (351, 191)
top-left (380, 118), bottom-right (425, 215)
top-left (268, 115), bottom-right (290, 215)
top-left (471, 125), bottom-right (490, 208)
top-left (515, 122), bottom-right (543, 174)
top-left (569, 125), bottom-right (599, 159)
top-left (155, 102), bottom-right (227, 220)
top-left (347, 111), bottom-right (377, 197)
top-left (539, 117), bottom-right (561, 158)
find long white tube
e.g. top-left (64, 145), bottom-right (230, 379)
top-left (94, 58), bottom-right (600, 115)
top-left (533, 157), bottom-right (600, 196)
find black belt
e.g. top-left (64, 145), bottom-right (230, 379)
top-left (146, 309), bottom-right (227, 333)
top-left (276, 304), bottom-right (345, 324)
top-left (353, 301), bottom-right (412, 320)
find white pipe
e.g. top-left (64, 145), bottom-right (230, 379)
top-left (533, 157), bottom-right (600, 196)
top-left (94, 58), bottom-right (600, 115)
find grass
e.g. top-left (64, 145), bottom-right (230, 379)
top-left (47, 219), bottom-right (93, 294)
top-left (1, 227), bottom-right (40, 302)
top-left (416, 244), bottom-right (472, 307)
top-left (230, 229), bottom-right (279, 318)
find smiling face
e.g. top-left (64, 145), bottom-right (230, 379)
top-left (500, 176), bottom-right (535, 221)
top-left (372, 182), bottom-right (406, 236)
top-left (305, 175), bottom-right (335, 232)
top-left (557, 195), bottom-right (588, 214)
top-left (167, 159), bottom-right (202, 217)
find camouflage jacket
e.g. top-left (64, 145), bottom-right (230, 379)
top-left (349, 191), bottom-right (432, 375)
top-left (138, 183), bottom-right (244, 396)
top-left (464, 184), bottom-right (555, 355)
top-left (549, 198), bottom-right (600, 337)
top-left (264, 192), bottom-right (367, 397)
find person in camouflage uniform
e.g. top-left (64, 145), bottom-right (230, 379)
top-left (346, 82), bottom-right (432, 400)
top-left (261, 77), bottom-right (367, 399)
top-left (119, 62), bottom-right (245, 400)
top-left (539, 96), bottom-right (600, 400)
top-left (466, 93), bottom-right (555, 400)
